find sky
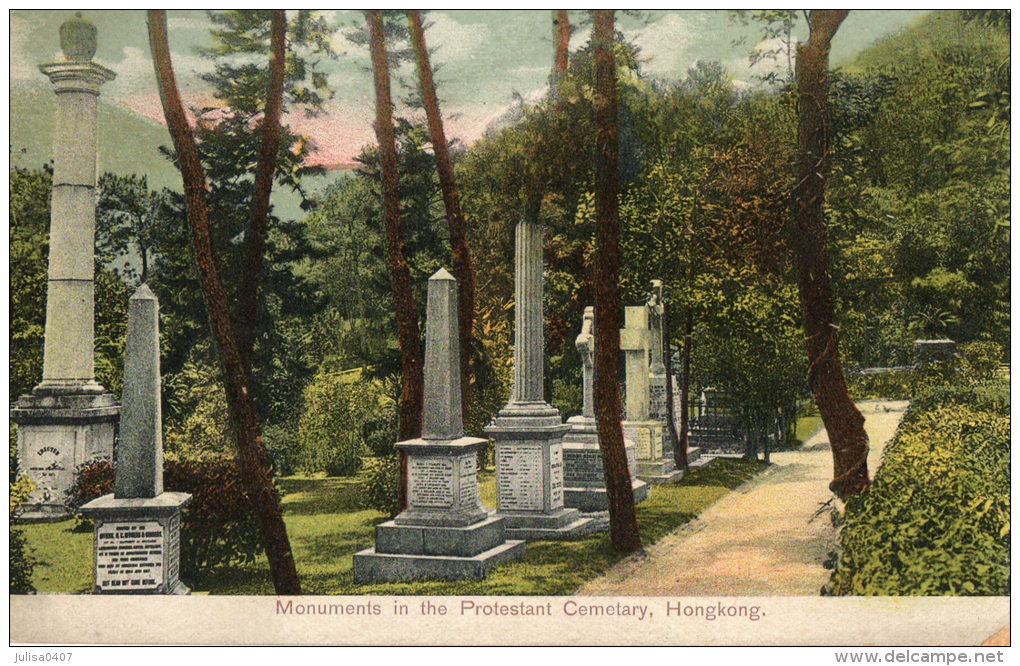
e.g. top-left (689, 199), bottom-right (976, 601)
top-left (10, 9), bottom-right (928, 170)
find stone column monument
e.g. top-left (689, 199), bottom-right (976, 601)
top-left (562, 307), bottom-right (648, 512)
top-left (80, 285), bottom-right (191, 594)
top-left (11, 14), bottom-right (119, 519)
top-left (621, 306), bottom-right (682, 483)
top-left (354, 270), bottom-right (525, 583)
top-left (484, 219), bottom-right (592, 539)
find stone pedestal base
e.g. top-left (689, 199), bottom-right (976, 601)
top-left (625, 419), bottom-right (682, 483)
top-left (11, 391), bottom-right (119, 520)
top-left (561, 416), bottom-right (649, 513)
top-left (353, 515), bottom-right (525, 583)
top-left (485, 406), bottom-right (593, 540)
top-left (79, 492), bottom-right (191, 595)
top-left (636, 458), bottom-right (683, 484)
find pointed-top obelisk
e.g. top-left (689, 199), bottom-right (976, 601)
top-left (115, 284), bottom-right (163, 499)
top-left (423, 268), bottom-right (462, 441)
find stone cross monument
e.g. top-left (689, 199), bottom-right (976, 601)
top-left (484, 218), bottom-right (592, 539)
top-left (11, 14), bottom-right (119, 518)
top-left (354, 269), bottom-right (525, 583)
top-left (561, 307), bottom-right (648, 512)
top-left (80, 285), bottom-right (191, 594)
top-left (620, 305), bottom-right (682, 483)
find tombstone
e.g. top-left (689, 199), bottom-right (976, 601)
top-left (645, 281), bottom-right (700, 465)
top-left (484, 218), bottom-right (593, 539)
top-left (914, 339), bottom-right (957, 366)
top-left (353, 270), bottom-right (525, 583)
top-left (620, 306), bottom-right (683, 483)
top-left (562, 307), bottom-right (649, 512)
top-left (79, 285), bottom-right (190, 594)
top-left (688, 388), bottom-right (746, 454)
top-left (11, 14), bottom-right (119, 519)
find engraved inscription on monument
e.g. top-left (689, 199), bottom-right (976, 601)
top-left (95, 521), bottom-right (164, 591)
top-left (166, 514), bottom-right (180, 585)
top-left (409, 457), bottom-right (455, 508)
top-left (549, 444), bottom-right (564, 509)
top-left (498, 444), bottom-right (544, 511)
top-left (458, 453), bottom-right (479, 508)
top-left (25, 429), bottom-right (75, 504)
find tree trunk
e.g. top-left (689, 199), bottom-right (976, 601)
top-left (147, 10), bottom-right (302, 595)
top-left (592, 9), bottom-right (641, 555)
top-left (407, 10), bottom-right (476, 429)
top-left (367, 10), bottom-right (423, 510)
top-left (793, 10), bottom-right (869, 499)
top-left (664, 300), bottom-right (687, 470)
top-left (234, 11), bottom-right (287, 373)
top-left (550, 10), bottom-right (572, 93)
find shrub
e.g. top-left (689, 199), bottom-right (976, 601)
top-left (358, 455), bottom-right (401, 517)
top-left (10, 474), bottom-right (37, 593)
top-left (297, 370), bottom-right (380, 476)
top-left (959, 341), bottom-right (1003, 380)
top-left (263, 423), bottom-right (301, 477)
top-left (827, 395), bottom-right (1010, 596)
top-left (65, 458), bottom-right (271, 584)
top-left (901, 379), bottom-right (1010, 427)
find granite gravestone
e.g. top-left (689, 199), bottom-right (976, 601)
top-left (620, 306), bottom-right (682, 483)
top-left (562, 307), bottom-right (649, 512)
top-left (353, 269), bottom-right (525, 583)
top-left (80, 285), bottom-right (190, 594)
top-left (484, 218), bottom-right (592, 539)
top-left (11, 14), bottom-right (119, 519)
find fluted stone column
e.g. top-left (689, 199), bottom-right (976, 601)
top-left (354, 269), bottom-right (524, 583)
top-left (81, 286), bottom-right (191, 595)
top-left (485, 218), bottom-right (592, 539)
top-left (11, 14), bottom-right (119, 519)
top-left (561, 307), bottom-right (647, 513)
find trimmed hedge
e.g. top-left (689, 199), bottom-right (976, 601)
top-left (826, 380), bottom-right (1010, 595)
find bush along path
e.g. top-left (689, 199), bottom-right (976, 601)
top-left (578, 400), bottom-right (908, 596)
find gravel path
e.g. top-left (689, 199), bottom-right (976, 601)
top-left (578, 400), bottom-right (909, 596)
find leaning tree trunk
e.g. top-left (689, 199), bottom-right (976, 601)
top-left (550, 10), bottom-right (572, 94)
top-left (367, 10), bottom-right (424, 510)
top-left (592, 9), bottom-right (641, 554)
top-left (147, 10), bottom-right (301, 595)
top-left (235, 10), bottom-right (286, 374)
top-left (408, 10), bottom-right (476, 429)
top-left (793, 9), bottom-right (869, 499)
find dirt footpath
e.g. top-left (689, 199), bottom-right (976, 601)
top-left (578, 400), bottom-right (909, 596)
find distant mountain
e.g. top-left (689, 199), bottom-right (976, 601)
top-left (10, 84), bottom-right (181, 192)
top-left (9, 83), bottom-right (348, 220)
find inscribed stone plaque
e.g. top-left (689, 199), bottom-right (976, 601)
top-left (166, 514), bottom-right (180, 585)
top-left (409, 457), bottom-right (455, 508)
top-left (95, 521), bottom-right (164, 591)
top-left (457, 453), bottom-right (479, 508)
top-left (548, 444), bottom-right (564, 509)
top-left (498, 443), bottom-right (544, 511)
top-left (23, 427), bottom-right (76, 504)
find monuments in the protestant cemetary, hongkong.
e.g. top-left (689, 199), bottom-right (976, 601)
top-left (484, 219), bottom-right (593, 539)
top-left (11, 14), bottom-right (119, 519)
top-left (620, 304), bottom-right (683, 483)
top-left (562, 307), bottom-right (649, 513)
top-left (80, 285), bottom-right (191, 594)
top-left (646, 281), bottom-right (700, 467)
top-left (353, 270), bottom-right (525, 583)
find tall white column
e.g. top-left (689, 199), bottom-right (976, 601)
top-left (36, 14), bottom-right (115, 393)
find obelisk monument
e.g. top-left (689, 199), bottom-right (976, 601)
top-left (484, 218), bottom-right (592, 538)
top-left (354, 269), bottom-right (524, 583)
top-left (80, 285), bottom-right (191, 594)
top-left (11, 14), bottom-right (119, 518)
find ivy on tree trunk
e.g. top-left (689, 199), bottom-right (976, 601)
top-left (793, 9), bottom-right (870, 498)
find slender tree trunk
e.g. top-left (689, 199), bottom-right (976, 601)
top-left (592, 9), bottom-right (641, 554)
top-left (147, 10), bottom-right (301, 595)
top-left (235, 11), bottom-right (287, 372)
top-left (793, 10), bottom-right (869, 499)
top-left (675, 310), bottom-right (695, 470)
top-left (407, 10), bottom-right (476, 429)
top-left (664, 300), bottom-right (687, 470)
top-left (367, 10), bottom-right (423, 510)
top-left (550, 10), bottom-right (572, 93)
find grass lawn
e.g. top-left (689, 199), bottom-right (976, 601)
top-left (19, 458), bottom-right (764, 595)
